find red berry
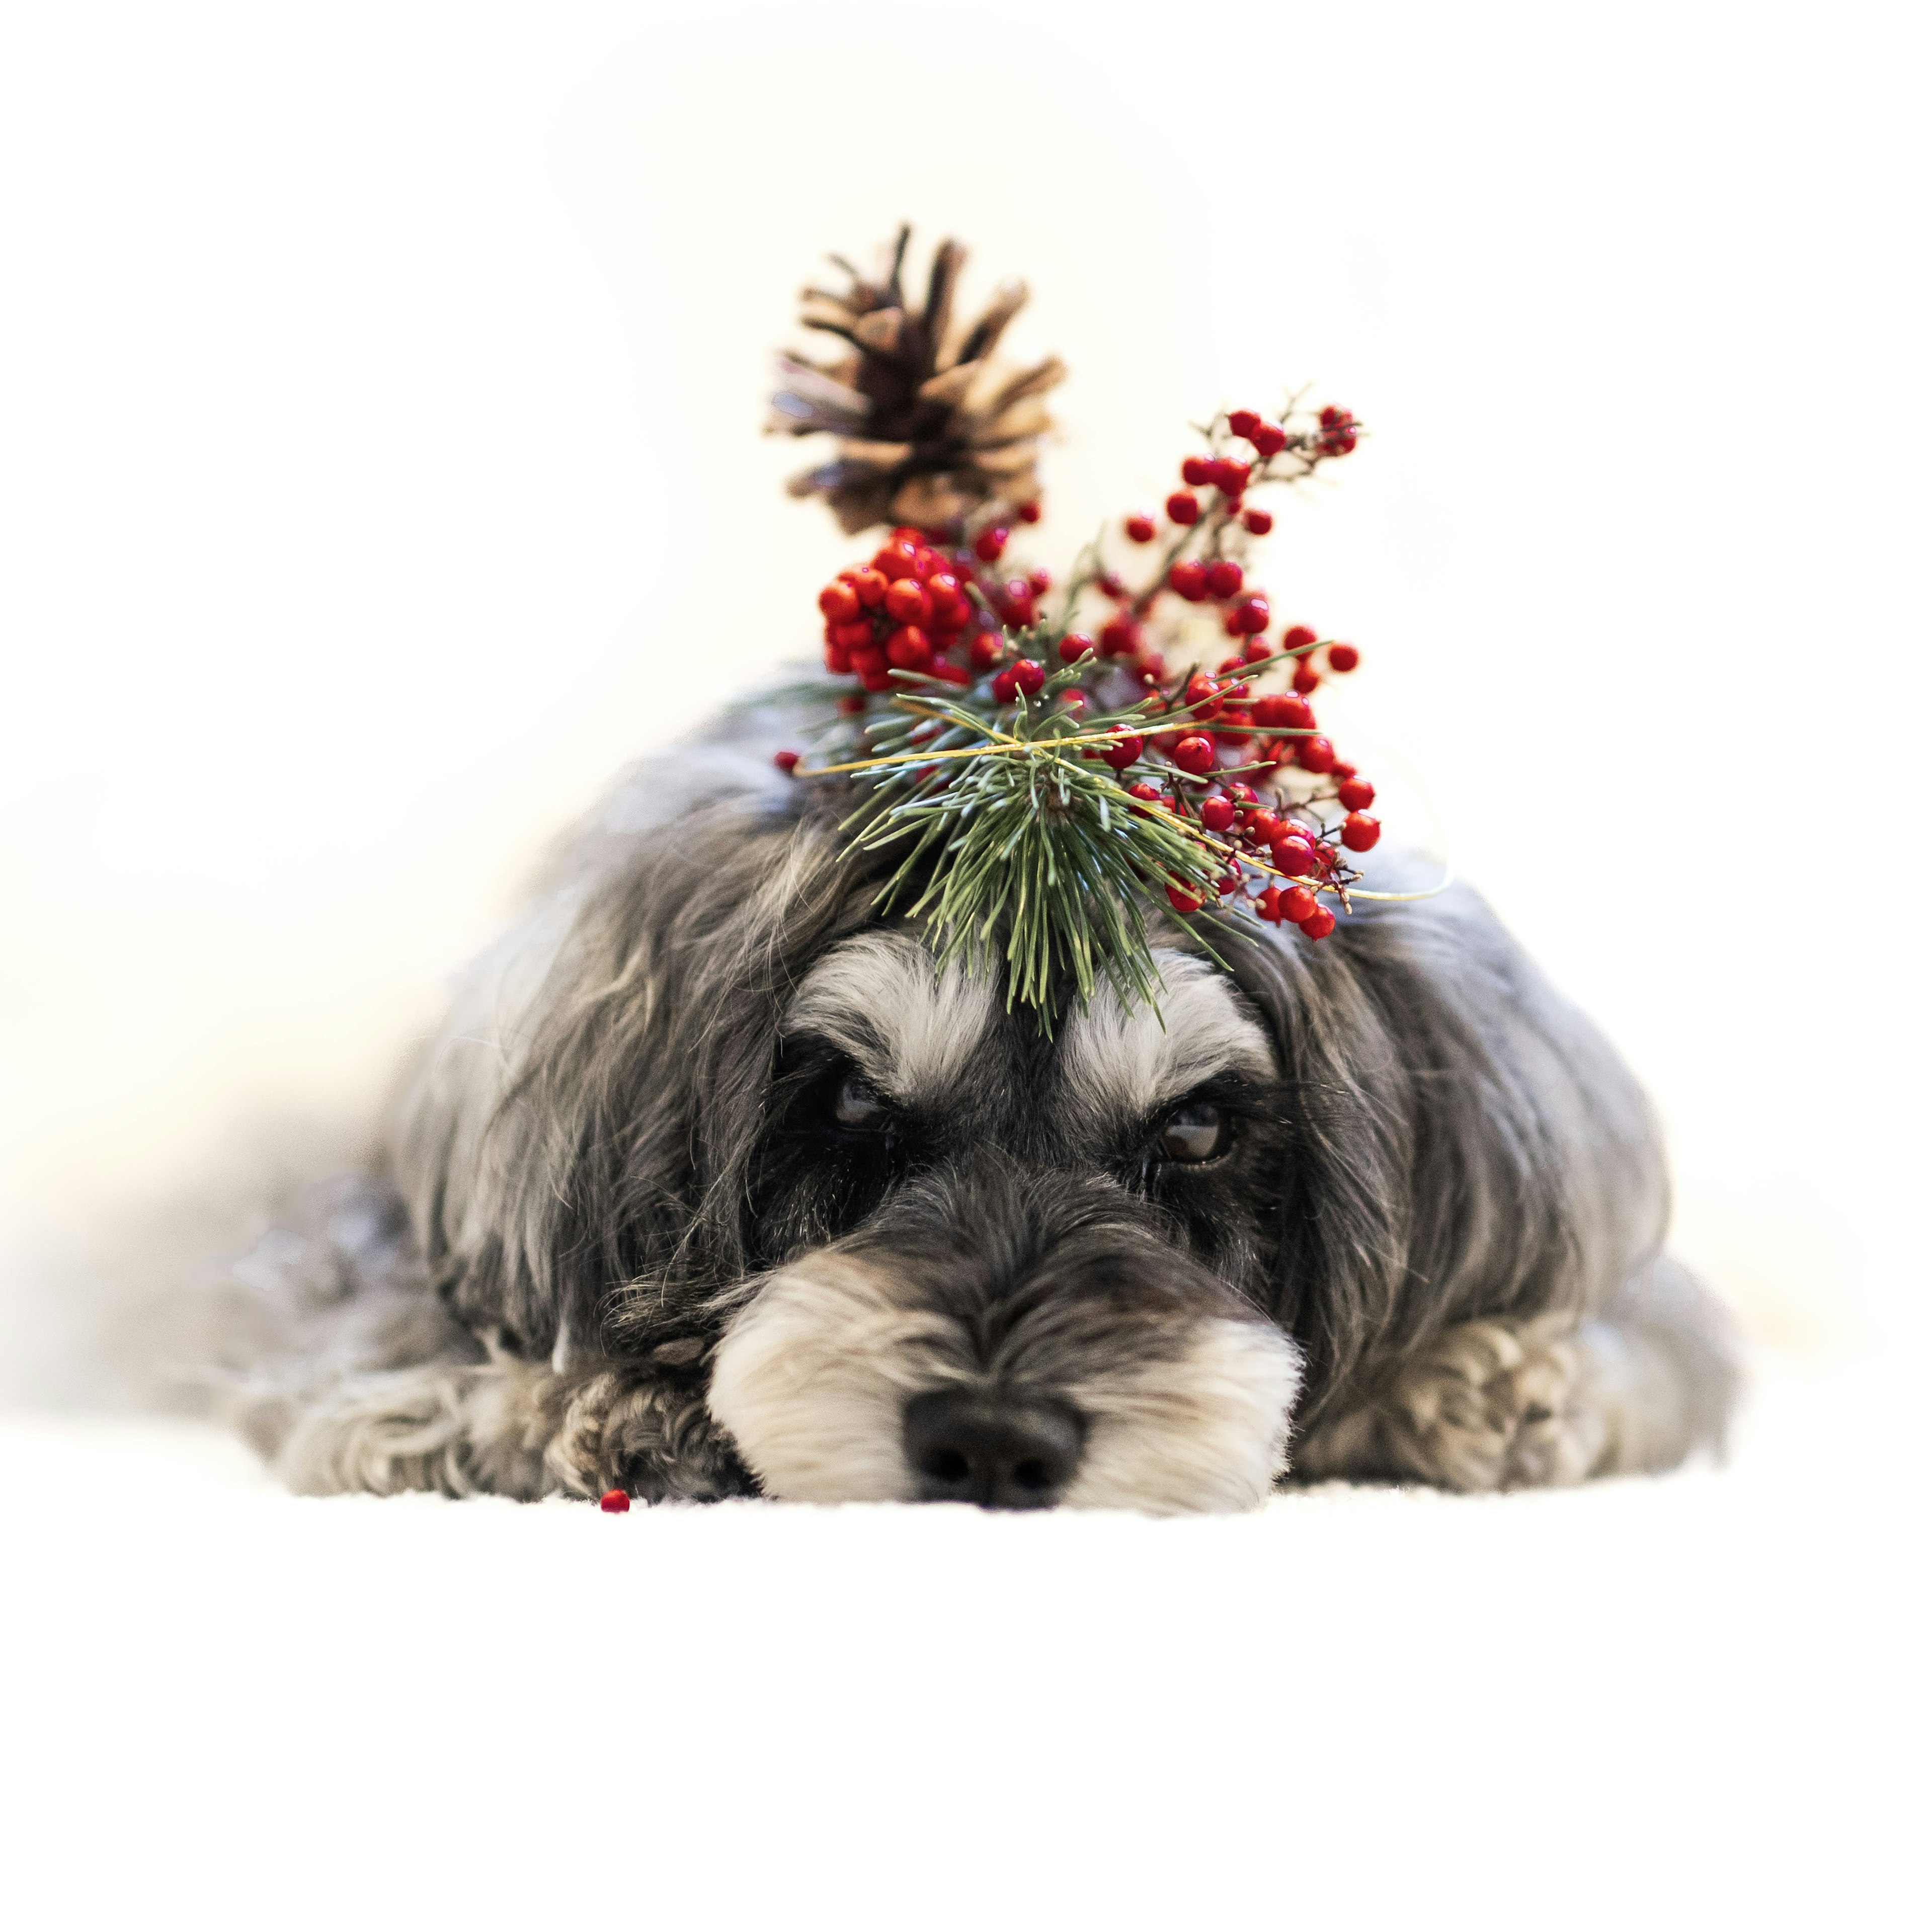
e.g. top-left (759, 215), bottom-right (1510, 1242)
top-left (1213, 458), bottom-right (1251, 495)
top-left (1097, 569), bottom-right (1129, 599)
top-left (1341, 812), bottom-right (1381, 852)
top-left (823, 644), bottom-right (851, 674)
top-left (1242, 508), bottom-right (1274, 536)
top-left (1226, 782), bottom-right (1258, 807)
top-left (1231, 595), bottom-right (1271, 635)
top-left (1168, 559), bottom-right (1209, 601)
top-left (968, 631), bottom-right (1004, 670)
top-left (599, 1489), bottom-right (630, 1513)
top-left (884, 577), bottom-right (930, 623)
top-left (1205, 558), bottom-right (1244, 599)
top-left (1245, 810), bottom-right (1283, 847)
top-left (1166, 490), bottom-right (1201, 525)
top-left (1124, 512), bottom-right (1156, 543)
top-left (1028, 567), bottom-right (1053, 596)
top-left (1337, 776), bottom-right (1376, 812)
top-left (886, 625), bottom-right (932, 670)
top-left (1217, 869), bottom-right (1242, 897)
top-left (910, 546), bottom-right (940, 581)
top-left (1327, 643), bottom-right (1360, 673)
top-left (831, 619), bottom-right (874, 650)
top-left (1184, 671), bottom-right (1221, 709)
top-left (1181, 456), bottom-right (1215, 487)
top-left (874, 541), bottom-right (919, 581)
top-left (1330, 761), bottom-right (1356, 781)
top-left (1292, 663), bottom-right (1322, 695)
top-left (819, 583), bottom-right (861, 623)
top-left (773, 749), bottom-right (800, 774)
top-left (1171, 735), bottom-right (1216, 776)
top-left (1227, 409), bottom-right (1261, 438)
top-left (1165, 881), bottom-right (1204, 913)
top-left (851, 569), bottom-right (889, 609)
top-left (836, 694), bottom-right (866, 716)
top-left (849, 642), bottom-right (887, 676)
top-left (1012, 658), bottom-right (1046, 695)
top-left (1248, 421), bottom-right (1286, 458)
top-left (1126, 780), bottom-right (1164, 804)
top-left (1272, 836), bottom-right (1317, 877)
top-left (1281, 885), bottom-right (1318, 922)
top-left (1101, 731), bottom-right (1144, 771)
top-left (1016, 499), bottom-right (1042, 524)
top-left (1058, 631), bottom-right (1096, 665)
top-left (1199, 795), bottom-right (1236, 833)
top-left (1059, 691), bottom-right (1087, 715)
top-left (1298, 908), bottom-right (1337, 939)
top-left (1282, 624), bottom-right (1318, 652)
top-left (1099, 613), bottom-right (1144, 656)
top-left (1298, 736), bottom-right (1337, 773)
top-left (1257, 886), bottom-right (1283, 924)
top-left (974, 525), bottom-right (1010, 562)
top-left (991, 668), bottom-right (1019, 702)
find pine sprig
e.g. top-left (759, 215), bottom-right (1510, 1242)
top-left (848, 692), bottom-right (1218, 1020)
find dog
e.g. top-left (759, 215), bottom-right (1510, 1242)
top-left (215, 689), bottom-right (1738, 1511)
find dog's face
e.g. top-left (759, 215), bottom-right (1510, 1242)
top-left (706, 932), bottom-right (1303, 1511)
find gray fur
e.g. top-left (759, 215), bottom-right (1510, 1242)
top-left (196, 691), bottom-right (1737, 1507)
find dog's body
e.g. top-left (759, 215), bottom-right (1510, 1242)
top-left (220, 689), bottom-right (1736, 1510)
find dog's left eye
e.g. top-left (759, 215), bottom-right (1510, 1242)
top-left (1154, 1099), bottom-right (1230, 1164)
top-left (829, 1069), bottom-right (893, 1133)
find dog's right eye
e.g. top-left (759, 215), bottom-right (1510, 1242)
top-left (828, 1069), bottom-right (893, 1133)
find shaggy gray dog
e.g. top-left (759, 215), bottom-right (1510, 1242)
top-left (217, 694), bottom-right (1736, 1511)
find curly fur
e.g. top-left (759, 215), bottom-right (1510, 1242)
top-left (197, 688), bottom-right (1738, 1510)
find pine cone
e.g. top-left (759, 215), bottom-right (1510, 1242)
top-left (769, 225), bottom-right (1065, 536)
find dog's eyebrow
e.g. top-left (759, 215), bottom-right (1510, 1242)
top-left (1058, 951), bottom-right (1276, 1124)
top-left (781, 930), bottom-right (997, 1103)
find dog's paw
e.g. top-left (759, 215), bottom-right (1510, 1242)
top-left (1296, 1316), bottom-right (1611, 1491)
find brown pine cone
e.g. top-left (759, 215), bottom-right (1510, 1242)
top-left (769, 225), bottom-right (1064, 535)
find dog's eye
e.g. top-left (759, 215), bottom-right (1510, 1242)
top-left (829, 1069), bottom-right (893, 1132)
top-left (1154, 1099), bottom-right (1230, 1164)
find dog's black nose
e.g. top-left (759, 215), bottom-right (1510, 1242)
top-left (902, 1388), bottom-right (1084, 1509)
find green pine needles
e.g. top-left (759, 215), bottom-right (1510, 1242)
top-left (845, 670), bottom-right (1221, 1023)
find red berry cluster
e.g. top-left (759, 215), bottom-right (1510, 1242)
top-left (790, 396), bottom-right (1382, 944)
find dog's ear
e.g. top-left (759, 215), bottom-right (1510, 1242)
top-left (1228, 883), bottom-right (1668, 1424)
top-left (391, 801), bottom-right (859, 1364)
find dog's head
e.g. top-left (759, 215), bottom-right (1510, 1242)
top-left (397, 794), bottom-right (1664, 1511)
top-left (709, 932), bottom-right (1300, 1509)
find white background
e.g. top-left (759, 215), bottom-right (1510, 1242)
top-left (2, 4), bottom-right (1926, 1926)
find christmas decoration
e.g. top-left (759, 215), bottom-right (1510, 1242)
top-left (770, 229), bottom-right (1443, 1024)
top-left (599, 1489), bottom-right (631, 1514)
top-left (769, 225), bottom-right (1063, 534)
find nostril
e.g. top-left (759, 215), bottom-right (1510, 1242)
top-left (902, 1388), bottom-right (1085, 1509)
top-left (922, 1446), bottom-right (971, 1485)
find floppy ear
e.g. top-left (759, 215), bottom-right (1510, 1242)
top-left (1228, 881), bottom-right (1668, 1426)
top-left (388, 801), bottom-right (864, 1365)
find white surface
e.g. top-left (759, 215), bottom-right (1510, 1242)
top-left (3, 1360), bottom-right (1917, 1929)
